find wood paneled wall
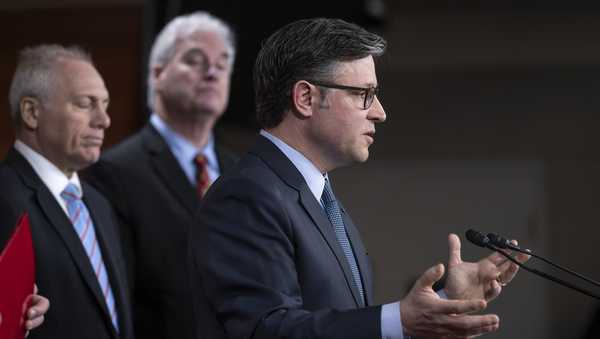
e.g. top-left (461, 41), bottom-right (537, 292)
top-left (0, 6), bottom-right (144, 157)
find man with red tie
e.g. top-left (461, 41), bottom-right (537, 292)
top-left (84, 11), bottom-right (238, 339)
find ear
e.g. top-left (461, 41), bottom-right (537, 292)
top-left (291, 80), bottom-right (316, 118)
top-left (152, 64), bottom-right (165, 79)
top-left (19, 97), bottom-right (41, 130)
top-left (151, 65), bottom-right (166, 89)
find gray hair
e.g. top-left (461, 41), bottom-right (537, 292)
top-left (8, 44), bottom-right (92, 126)
top-left (147, 11), bottom-right (236, 110)
top-left (254, 18), bottom-right (386, 128)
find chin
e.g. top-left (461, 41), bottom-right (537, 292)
top-left (78, 152), bottom-right (101, 168)
top-left (195, 98), bottom-right (224, 112)
top-left (352, 151), bottom-right (370, 163)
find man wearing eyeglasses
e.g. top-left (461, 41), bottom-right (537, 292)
top-left (192, 17), bottom-right (528, 339)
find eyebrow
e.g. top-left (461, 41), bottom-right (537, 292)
top-left (73, 94), bottom-right (110, 103)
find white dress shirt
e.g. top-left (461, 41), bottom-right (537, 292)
top-left (14, 140), bottom-right (82, 216)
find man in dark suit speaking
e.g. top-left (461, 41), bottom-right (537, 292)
top-left (84, 11), bottom-right (237, 339)
top-left (192, 18), bottom-right (529, 339)
top-left (0, 44), bottom-right (133, 339)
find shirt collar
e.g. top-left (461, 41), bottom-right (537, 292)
top-left (260, 130), bottom-right (327, 202)
top-left (150, 113), bottom-right (219, 183)
top-left (151, 114), bottom-right (216, 164)
top-left (14, 139), bottom-right (82, 203)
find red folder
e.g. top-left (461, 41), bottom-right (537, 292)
top-left (0, 213), bottom-right (35, 339)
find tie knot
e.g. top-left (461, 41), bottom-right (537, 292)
top-left (61, 183), bottom-right (82, 202)
top-left (321, 179), bottom-right (337, 204)
top-left (194, 153), bottom-right (208, 168)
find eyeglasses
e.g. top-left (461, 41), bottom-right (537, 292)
top-left (309, 81), bottom-right (379, 110)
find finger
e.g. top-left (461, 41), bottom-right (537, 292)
top-left (486, 249), bottom-right (511, 266)
top-left (515, 250), bottom-right (531, 264)
top-left (485, 279), bottom-right (502, 301)
top-left (33, 284), bottom-right (38, 294)
top-left (416, 263), bottom-right (445, 290)
top-left (442, 314), bottom-right (500, 337)
top-left (25, 315), bottom-right (44, 330)
top-left (28, 295), bottom-right (50, 319)
top-left (435, 298), bottom-right (487, 315)
top-left (448, 233), bottom-right (462, 268)
top-left (464, 321), bottom-right (500, 337)
top-left (498, 262), bottom-right (520, 285)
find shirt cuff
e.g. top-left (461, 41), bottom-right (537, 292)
top-left (381, 301), bottom-right (405, 339)
top-left (381, 291), bottom-right (447, 339)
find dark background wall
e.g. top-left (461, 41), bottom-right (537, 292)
top-left (1, 1), bottom-right (600, 338)
top-left (0, 3), bottom-right (144, 157)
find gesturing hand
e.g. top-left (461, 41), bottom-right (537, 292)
top-left (444, 233), bottom-right (530, 302)
top-left (401, 263), bottom-right (500, 338)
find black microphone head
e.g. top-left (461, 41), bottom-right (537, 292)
top-left (487, 233), bottom-right (510, 249)
top-left (465, 229), bottom-right (490, 248)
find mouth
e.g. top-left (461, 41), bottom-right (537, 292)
top-left (364, 131), bottom-right (376, 143)
top-left (82, 137), bottom-right (103, 147)
top-left (197, 87), bottom-right (220, 95)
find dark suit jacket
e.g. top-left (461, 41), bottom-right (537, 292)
top-left (192, 136), bottom-right (381, 339)
top-left (83, 124), bottom-right (238, 339)
top-left (0, 182), bottom-right (18, 249)
top-left (0, 148), bottom-right (134, 339)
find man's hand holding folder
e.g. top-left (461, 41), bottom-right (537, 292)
top-left (0, 213), bottom-right (49, 338)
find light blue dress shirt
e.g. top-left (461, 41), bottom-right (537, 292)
top-left (260, 130), bottom-right (406, 339)
top-left (150, 114), bottom-right (220, 185)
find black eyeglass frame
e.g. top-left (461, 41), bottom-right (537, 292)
top-left (309, 81), bottom-right (380, 110)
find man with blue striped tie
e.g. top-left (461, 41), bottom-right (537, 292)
top-left (0, 44), bottom-right (133, 339)
top-left (192, 18), bottom-right (529, 339)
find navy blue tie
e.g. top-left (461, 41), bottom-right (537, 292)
top-left (321, 178), bottom-right (365, 306)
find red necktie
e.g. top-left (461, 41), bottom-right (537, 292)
top-left (194, 154), bottom-right (210, 198)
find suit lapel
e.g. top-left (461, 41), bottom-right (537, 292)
top-left (250, 136), bottom-right (365, 307)
top-left (5, 149), bottom-right (116, 333)
top-left (142, 125), bottom-right (197, 214)
top-left (215, 143), bottom-right (237, 174)
top-left (83, 188), bottom-right (125, 336)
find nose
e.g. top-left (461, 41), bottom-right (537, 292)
top-left (93, 105), bottom-right (111, 129)
top-left (367, 96), bottom-right (386, 123)
top-left (204, 64), bottom-right (220, 80)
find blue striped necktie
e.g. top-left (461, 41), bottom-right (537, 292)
top-left (61, 183), bottom-right (119, 331)
top-left (321, 178), bottom-right (365, 306)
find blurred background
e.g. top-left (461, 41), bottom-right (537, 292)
top-left (1, 1), bottom-right (600, 338)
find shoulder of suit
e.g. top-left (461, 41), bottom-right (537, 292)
top-left (100, 128), bottom-right (150, 164)
top-left (215, 153), bottom-right (287, 197)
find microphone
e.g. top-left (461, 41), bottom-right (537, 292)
top-left (486, 233), bottom-right (515, 250)
top-left (465, 229), bottom-right (600, 300)
top-left (486, 232), bottom-right (600, 289)
top-left (465, 229), bottom-right (491, 248)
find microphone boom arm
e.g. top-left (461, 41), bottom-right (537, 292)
top-left (488, 243), bottom-right (600, 300)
